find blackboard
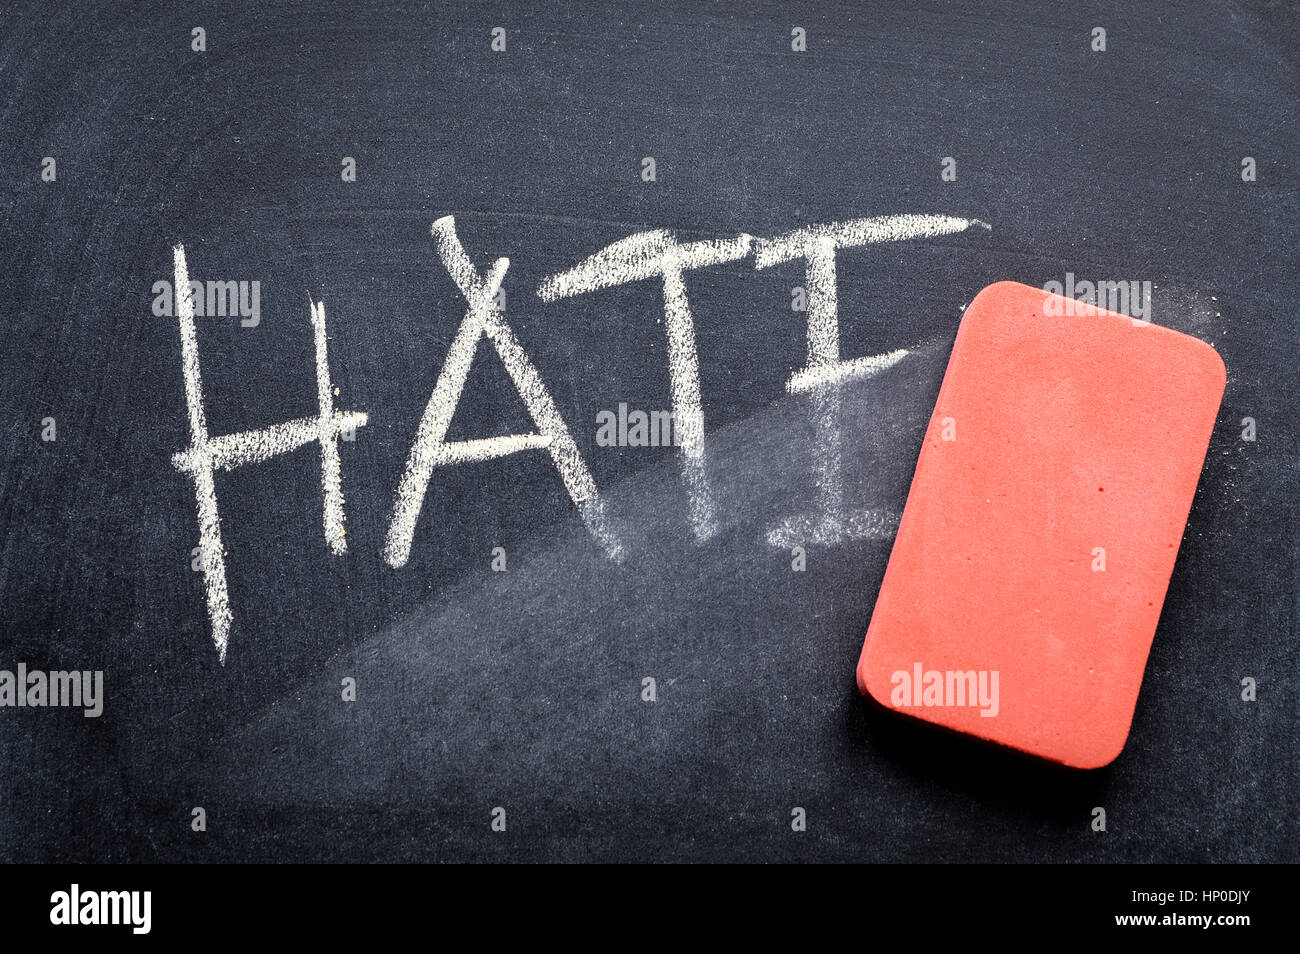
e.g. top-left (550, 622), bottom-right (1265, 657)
top-left (1, 0), bottom-right (1296, 862)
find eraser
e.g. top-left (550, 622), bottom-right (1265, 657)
top-left (857, 281), bottom-right (1226, 768)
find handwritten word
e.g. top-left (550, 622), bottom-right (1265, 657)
top-left (169, 213), bottom-right (989, 661)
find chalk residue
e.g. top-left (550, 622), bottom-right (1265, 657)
top-left (171, 244), bottom-right (232, 663)
top-left (538, 230), bottom-right (753, 542)
top-left (172, 413), bottom-right (368, 473)
top-left (384, 216), bottom-right (619, 569)
top-left (766, 508), bottom-right (902, 549)
top-left (755, 214), bottom-right (987, 546)
top-left (312, 301), bottom-right (349, 555)
top-left (170, 245), bottom-right (368, 663)
top-left (787, 348), bottom-right (909, 393)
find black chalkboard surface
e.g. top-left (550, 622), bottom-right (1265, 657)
top-left (1, 0), bottom-right (1296, 863)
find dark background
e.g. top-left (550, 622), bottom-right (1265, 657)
top-left (0, 1), bottom-right (1295, 862)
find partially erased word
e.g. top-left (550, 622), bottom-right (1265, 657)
top-left (168, 213), bottom-right (990, 661)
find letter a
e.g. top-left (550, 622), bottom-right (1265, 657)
top-left (385, 216), bottom-right (619, 568)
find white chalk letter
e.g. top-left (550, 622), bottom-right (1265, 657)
top-left (755, 214), bottom-right (988, 546)
top-left (538, 229), bottom-right (753, 541)
top-left (169, 245), bottom-right (368, 662)
top-left (384, 216), bottom-right (618, 568)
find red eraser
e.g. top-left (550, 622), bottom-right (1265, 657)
top-left (857, 281), bottom-right (1226, 769)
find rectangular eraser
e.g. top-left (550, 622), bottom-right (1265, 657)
top-left (857, 281), bottom-right (1226, 769)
